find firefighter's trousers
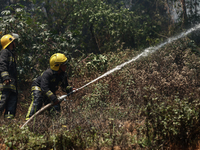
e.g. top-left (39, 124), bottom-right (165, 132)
top-left (26, 89), bottom-right (60, 120)
top-left (0, 90), bottom-right (18, 119)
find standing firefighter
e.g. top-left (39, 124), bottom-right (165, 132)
top-left (0, 34), bottom-right (18, 119)
top-left (26, 53), bottom-right (76, 120)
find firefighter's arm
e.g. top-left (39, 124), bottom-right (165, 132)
top-left (61, 74), bottom-right (76, 94)
top-left (41, 72), bottom-right (57, 103)
top-left (0, 50), bottom-right (11, 83)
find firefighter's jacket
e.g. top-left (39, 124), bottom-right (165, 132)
top-left (0, 48), bottom-right (17, 93)
top-left (32, 68), bottom-right (72, 102)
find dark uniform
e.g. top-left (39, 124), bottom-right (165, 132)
top-left (0, 48), bottom-right (18, 118)
top-left (26, 68), bottom-right (72, 119)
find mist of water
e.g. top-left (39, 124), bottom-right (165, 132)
top-left (73, 24), bottom-right (200, 93)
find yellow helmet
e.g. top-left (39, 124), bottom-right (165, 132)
top-left (49, 53), bottom-right (68, 71)
top-left (0, 34), bottom-right (15, 50)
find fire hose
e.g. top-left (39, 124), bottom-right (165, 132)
top-left (20, 90), bottom-right (76, 129)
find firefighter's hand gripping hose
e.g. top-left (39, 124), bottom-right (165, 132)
top-left (20, 89), bottom-right (78, 129)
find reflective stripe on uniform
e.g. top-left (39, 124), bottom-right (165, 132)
top-left (25, 100), bottom-right (34, 120)
top-left (31, 86), bottom-right (41, 91)
top-left (25, 91), bottom-right (35, 120)
top-left (0, 91), bottom-right (2, 101)
top-left (66, 86), bottom-right (72, 90)
top-left (46, 90), bottom-right (53, 97)
top-left (1, 71), bottom-right (9, 77)
top-left (0, 83), bottom-right (16, 91)
top-left (5, 114), bottom-right (14, 119)
top-left (9, 56), bottom-right (14, 62)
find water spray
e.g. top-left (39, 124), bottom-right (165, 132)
top-left (74, 23), bottom-right (200, 92)
top-left (21, 23), bottom-right (200, 128)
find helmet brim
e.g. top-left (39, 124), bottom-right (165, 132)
top-left (2, 38), bottom-right (15, 50)
top-left (62, 61), bottom-right (68, 65)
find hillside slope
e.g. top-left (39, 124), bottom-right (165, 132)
top-left (1, 37), bottom-right (200, 149)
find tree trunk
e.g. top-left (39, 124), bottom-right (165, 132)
top-left (89, 24), bottom-right (101, 54)
top-left (180, 0), bottom-right (187, 27)
top-left (194, 0), bottom-right (197, 16)
top-left (165, 0), bottom-right (174, 23)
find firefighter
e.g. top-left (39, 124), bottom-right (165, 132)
top-left (0, 34), bottom-right (18, 119)
top-left (26, 53), bottom-right (76, 120)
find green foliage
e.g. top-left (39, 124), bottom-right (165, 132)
top-left (2, 0), bottom-right (200, 149)
top-left (0, 0), bottom-right (172, 83)
top-left (0, 124), bottom-right (47, 149)
top-left (0, 4), bottom-right (77, 82)
top-left (143, 93), bottom-right (200, 147)
top-left (68, 53), bottom-right (108, 78)
top-left (85, 54), bottom-right (108, 73)
top-left (81, 81), bottom-right (110, 110)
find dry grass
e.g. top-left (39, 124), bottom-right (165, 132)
top-left (1, 37), bottom-right (200, 149)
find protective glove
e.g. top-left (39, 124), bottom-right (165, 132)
top-left (66, 86), bottom-right (73, 93)
top-left (3, 79), bottom-right (11, 85)
top-left (53, 100), bottom-right (60, 105)
top-left (51, 97), bottom-right (60, 105)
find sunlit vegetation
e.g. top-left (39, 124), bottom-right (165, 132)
top-left (1, 0), bottom-right (200, 149)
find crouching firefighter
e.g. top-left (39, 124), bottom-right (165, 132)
top-left (0, 34), bottom-right (18, 119)
top-left (26, 53), bottom-right (77, 120)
